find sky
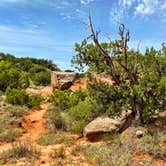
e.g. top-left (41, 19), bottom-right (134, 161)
top-left (0, 0), bottom-right (166, 70)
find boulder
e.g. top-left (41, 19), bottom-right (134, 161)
top-left (51, 72), bottom-right (77, 90)
top-left (83, 110), bottom-right (132, 140)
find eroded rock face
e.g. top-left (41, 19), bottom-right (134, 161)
top-left (51, 72), bottom-right (77, 90)
top-left (83, 110), bottom-right (132, 140)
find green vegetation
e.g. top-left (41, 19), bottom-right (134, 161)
top-left (29, 64), bottom-right (51, 86)
top-left (27, 94), bottom-right (44, 109)
top-left (37, 133), bottom-right (73, 146)
top-left (67, 100), bottom-right (94, 133)
top-left (0, 92), bottom-right (27, 143)
top-left (137, 132), bottom-right (166, 159)
top-left (0, 53), bottom-right (60, 90)
top-left (48, 89), bottom-right (94, 133)
top-left (45, 105), bottom-right (66, 131)
top-left (45, 21), bottom-right (166, 138)
top-left (0, 61), bottom-right (29, 91)
top-left (71, 19), bottom-right (166, 125)
top-left (0, 128), bottom-right (25, 143)
top-left (70, 128), bottom-right (166, 166)
top-left (5, 88), bottom-right (29, 106)
top-left (0, 142), bottom-right (40, 164)
top-left (5, 88), bottom-right (43, 108)
top-left (0, 52), bottom-right (60, 72)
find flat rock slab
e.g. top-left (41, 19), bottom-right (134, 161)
top-left (51, 72), bottom-right (77, 90)
top-left (84, 110), bottom-right (132, 140)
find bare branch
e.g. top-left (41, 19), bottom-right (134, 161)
top-left (88, 14), bottom-right (121, 85)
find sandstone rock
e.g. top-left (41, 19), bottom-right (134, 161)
top-left (51, 72), bottom-right (77, 90)
top-left (83, 110), bottom-right (132, 140)
top-left (136, 130), bottom-right (143, 138)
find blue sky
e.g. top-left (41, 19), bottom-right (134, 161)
top-left (0, 0), bottom-right (166, 70)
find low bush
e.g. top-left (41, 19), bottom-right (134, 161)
top-left (74, 143), bottom-right (132, 166)
top-left (5, 88), bottom-right (43, 108)
top-left (0, 129), bottom-right (25, 142)
top-left (0, 141), bottom-right (40, 161)
top-left (37, 133), bottom-right (72, 146)
top-left (0, 61), bottom-right (29, 91)
top-left (31, 71), bottom-right (51, 86)
top-left (67, 100), bottom-right (94, 134)
top-left (27, 94), bottom-right (44, 109)
top-left (51, 90), bottom-right (71, 111)
top-left (45, 105), bottom-right (66, 132)
top-left (51, 89), bottom-right (88, 111)
top-left (0, 98), bottom-right (27, 143)
top-left (137, 134), bottom-right (166, 159)
top-left (5, 88), bottom-right (29, 106)
top-left (50, 89), bottom-right (95, 134)
top-left (8, 105), bottom-right (27, 118)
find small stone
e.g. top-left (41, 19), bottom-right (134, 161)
top-left (136, 130), bottom-right (144, 138)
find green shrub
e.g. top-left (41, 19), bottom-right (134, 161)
top-left (0, 61), bottom-right (29, 91)
top-left (51, 90), bottom-right (71, 111)
top-left (0, 129), bottom-right (25, 142)
top-left (137, 134), bottom-right (166, 159)
top-left (5, 88), bottom-right (29, 106)
top-left (69, 89), bottom-right (88, 107)
top-left (29, 64), bottom-right (46, 73)
top-left (76, 143), bottom-right (132, 166)
top-left (18, 74), bottom-right (30, 89)
top-left (27, 94), bottom-right (43, 109)
top-left (0, 142), bottom-right (40, 160)
top-left (37, 133), bottom-right (72, 146)
top-left (67, 100), bottom-right (94, 134)
top-left (45, 105), bottom-right (66, 131)
top-left (31, 71), bottom-right (51, 86)
top-left (8, 105), bottom-right (27, 118)
top-left (29, 65), bottom-right (51, 86)
top-left (51, 89), bottom-right (87, 111)
top-left (5, 88), bottom-right (43, 108)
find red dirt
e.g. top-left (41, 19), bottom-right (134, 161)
top-left (132, 151), bottom-right (166, 166)
top-left (70, 77), bottom-right (88, 91)
top-left (18, 102), bottom-right (50, 141)
top-left (0, 80), bottom-right (165, 165)
top-left (26, 86), bottom-right (53, 97)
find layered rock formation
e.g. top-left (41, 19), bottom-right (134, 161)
top-left (51, 72), bottom-right (77, 90)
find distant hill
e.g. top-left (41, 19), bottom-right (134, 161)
top-left (0, 53), bottom-right (61, 90)
top-left (0, 53), bottom-right (60, 72)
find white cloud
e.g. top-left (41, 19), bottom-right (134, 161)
top-left (110, 0), bottom-right (166, 25)
top-left (80, 0), bottom-right (94, 5)
top-left (110, 5), bottom-right (125, 23)
top-left (119, 0), bottom-right (136, 8)
top-left (135, 0), bottom-right (160, 15)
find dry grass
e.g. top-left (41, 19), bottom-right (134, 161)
top-left (37, 133), bottom-right (74, 146)
top-left (0, 141), bottom-right (41, 164)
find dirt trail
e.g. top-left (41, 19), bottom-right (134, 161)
top-left (19, 102), bottom-right (49, 142)
top-left (0, 102), bottom-right (50, 153)
top-left (0, 100), bottom-right (88, 165)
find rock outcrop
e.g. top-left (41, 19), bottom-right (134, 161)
top-left (83, 110), bottom-right (132, 140)
top-left (51, 72), bottom-right (77, 90)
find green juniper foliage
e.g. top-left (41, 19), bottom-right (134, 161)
top-left (71, 18), bottom-right (166, 124)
